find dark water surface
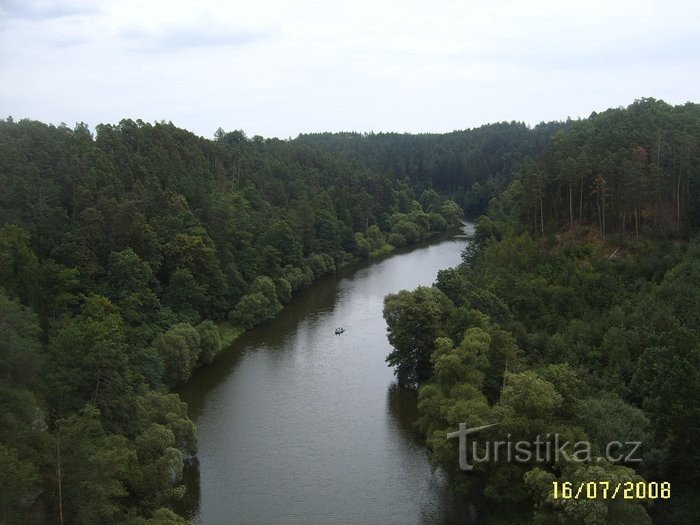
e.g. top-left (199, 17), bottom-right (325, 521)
top-left (178, 225), bottom-right (474, 524)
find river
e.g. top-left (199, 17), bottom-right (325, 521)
top-left (177, 224), bottom-right (474, 524)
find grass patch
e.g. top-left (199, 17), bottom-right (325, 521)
top-left (370, 243), bottom-right (395, 257)
top-left (217, 323), bottom-right (245, 348)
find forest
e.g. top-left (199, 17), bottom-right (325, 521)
top-left (382, 98), bottom-right (700, 524)
top-left (0, 116), bottom-right (463, 523)
top-left (298, 118), bottom-right (566, 217)
top-left (1, 97), bottom-right (698, 523)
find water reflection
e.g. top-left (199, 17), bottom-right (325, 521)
top-left (178, 227), bottom-right (472, 524)
top-left (386, 382), bottom-right (421, 443)
top-left (176, 459), bottom-right (201, 521)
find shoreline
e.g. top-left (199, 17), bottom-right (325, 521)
top-left (201, 221), bottom-right (471, 366)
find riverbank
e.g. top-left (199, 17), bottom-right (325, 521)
top-left (177, 226), bottom-right (472, 523)
top-left (209, 222), bottom-right (468, 357)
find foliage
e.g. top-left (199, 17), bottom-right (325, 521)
top-left (0, 115), bottom-right (469, 522)
top-left (3, 99), bottom-right (698, 522)
top-left (383, 286), bottom-right (456, 387)
top-left (383, 102), bottom-right (700, 522)
top-left (153, 323), bottom-right (200, 388)
top-left (297, 121), bottom-right (567, 216)
top-left (196, 320), bottom-right (221, 365)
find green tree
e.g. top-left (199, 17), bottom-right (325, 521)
top-left (0, 443), bottom-right (39, 523)
top-left (162, 233), bottom-right (227, 319)
top-left (55, 405), bottom-right (136, 525)
top-left (260, 220), bottom-right (303, 266)
top-left (163, 267), bottom-right (208, 324)
top-left (525, 462), bottom-right (651, 524)
top-left (153, 323), bottom-right (200, 387)
top-left (106, 248), bottom-right (164, 344)
top-left (196, 320), bottom-right (221, 365)
top-left (46, 296), bottom-right (135, 426)
top-left (0, 292), bottom-right (42, 391)
top-left (384, 286), bottom-right (456, 387)
top-left (439, 199), bottom-right (462, 225)
top-left (0, 224), bottom-right (39, 304)
top-left (229, 275), bottom-right (283, 329)
top-left (131, 424), bottom-right (185, 510)
top-left (135, 391), bottom-right (196, 456)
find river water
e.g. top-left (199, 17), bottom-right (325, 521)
top-left (178, 225), bottom-right (474, 524)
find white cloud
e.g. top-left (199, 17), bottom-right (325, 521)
top-left (1, 0), bottom-right (698, 137)
top-left (0, 0), bottom-right (99, 21)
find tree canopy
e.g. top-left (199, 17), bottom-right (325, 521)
top-left (382, 99), bottom-right (700, 523)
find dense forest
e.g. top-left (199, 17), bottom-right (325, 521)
top-left (298, 119), bottom-right (566, 217)
top-left (1, 97), bottom-right (698, 523)
top-left (383, 99), bottom-right (700, 524)
top-left (0, 118), bottom-right (463, 523)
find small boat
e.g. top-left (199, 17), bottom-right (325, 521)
top-left (335, 327), bottom-right (345, 335)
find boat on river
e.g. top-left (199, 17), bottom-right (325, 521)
top-left (335, 327), bottom-right (345, 335)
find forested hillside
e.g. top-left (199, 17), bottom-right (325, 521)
top-left (383, 99), bottom-right (700, 524)
top-left (507, 98), bottom-right (700, 239)
top-left (297, 120), bottom-right (565, 216)
top-left (0, 118), bottom-right (461, 523)
top-left (2, 97), bottom-right (698, 523)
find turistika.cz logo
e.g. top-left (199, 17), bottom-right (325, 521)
top-left (446, 423), bottom-right (642, 471)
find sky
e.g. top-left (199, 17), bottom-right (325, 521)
top-left (1, 0), bottom-right (699, 139)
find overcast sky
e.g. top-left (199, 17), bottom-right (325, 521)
top-left (1, 0), bottom-right (699, 139)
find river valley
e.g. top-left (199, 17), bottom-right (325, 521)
top-left (178, 225), bottom-right (474, 524)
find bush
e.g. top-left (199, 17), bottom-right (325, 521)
top-left (387, 232), bottom-right (407, 247)
top-left (306, 253), bottom-right (336, 277)
top-left (196, 320), bottom-right (221, 365)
